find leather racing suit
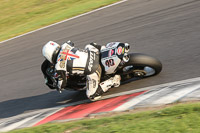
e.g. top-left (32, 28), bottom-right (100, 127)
top-left (42, 42), bottom-right (121, 100)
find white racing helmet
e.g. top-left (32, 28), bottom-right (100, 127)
top-left (42, 41), bottom-right (60, 64)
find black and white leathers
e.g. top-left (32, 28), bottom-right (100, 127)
top-left (42, 42), bottom-right (121, 100)
top-left (55, 43), bottom-right (100, 93)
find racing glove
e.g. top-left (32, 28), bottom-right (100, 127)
top-left (56, 70), bottom-right (67, 91)
top-left (41, 60), bottom-right (56, 89)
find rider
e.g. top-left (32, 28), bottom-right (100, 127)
top-left (41, 40), bottom-right (129, 101)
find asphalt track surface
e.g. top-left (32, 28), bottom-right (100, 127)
top-left (0, 0), bottom-right (200, 119)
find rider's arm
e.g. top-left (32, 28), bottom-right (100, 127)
top-left (56, 70), bottom-right (67, 90)
top-left (88, 42), bottom-right (102, 51)
top-left (41, 59), bottom-right (55, 89)
top-left (55, 43), bottom-right (68, 90)
top-left (85, 42), bottom-right (103, 51)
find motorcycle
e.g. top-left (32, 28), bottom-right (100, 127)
top-left (46, 42), bottom-right (162, 91)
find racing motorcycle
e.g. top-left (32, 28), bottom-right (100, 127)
top-left (46, 42), bottom-right (162, 90)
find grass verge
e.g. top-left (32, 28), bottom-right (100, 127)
top-left (0, 0), bottom-right (120, 42)
top-left (7, 102), bottom-right (200, 133)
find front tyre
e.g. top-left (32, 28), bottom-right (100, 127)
top-left (122, 53), bottom-right (162, 77)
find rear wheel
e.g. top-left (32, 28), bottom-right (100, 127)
top-left (120, 53), bottom-right (162, 80)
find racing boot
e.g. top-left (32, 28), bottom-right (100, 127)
top-left (88, 87), bottom-right (104, 101)
top-left (88, 75), bottom-right (121, 101)
top-left (100, 75), bottom-right (121, 92)
top-left (112, 75), bottom-right (121, 87)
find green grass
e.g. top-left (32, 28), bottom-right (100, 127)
top-left (7, 102), bottom-right (200, 133)
top-left (0, 0), bottom-right (120, 42)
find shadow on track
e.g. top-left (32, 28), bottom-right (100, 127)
top-left (0, 78), bottom-right (140, 119)
top-left (0, 90), bottom-right (87, 119)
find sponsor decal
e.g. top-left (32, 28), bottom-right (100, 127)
top-left (88, 52), bottom-right (95, 71)
top-left (92, 79), bottom-right (96, 88)
top-left (58, 50), bottom-right (79, 61)
top-left (109, 49), bottom-right (115, 57)
top-left (57, 46), bottom-right (79, 68)
top-left (117, 46), bottom-right (123, 55)
top-left (50, 42), bottom-right (55, 46)
top-left (122, 47), bottom-right (125, 54)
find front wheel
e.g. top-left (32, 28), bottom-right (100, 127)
top-left (120, 53), bottom-right (162, 80)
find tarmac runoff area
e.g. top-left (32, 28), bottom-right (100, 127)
top-left (0, 77), bottom-right (200, 132)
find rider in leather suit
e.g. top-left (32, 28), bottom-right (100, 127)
top-left (41, 41), bottom-right (128, 101)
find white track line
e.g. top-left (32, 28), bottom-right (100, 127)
top-left (0, 113), bottom-right (42, 132)
top-left (103, 77), bottom-right (200, 100)
top-left (0, 0), bottom-right (128, 44)
top-left (113, 78), bottom-right (200, 111)
top-left (113, 87), bottom-right (169, 111)
top-left (152, 83), bottom-right (200, 105)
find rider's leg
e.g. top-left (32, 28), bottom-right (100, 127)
top-left (99, 75), bottom-right (121, 92)
top-left (86, 74), bottom-right (121, 101)
top-left (86, 65), bottom-right (103, 101)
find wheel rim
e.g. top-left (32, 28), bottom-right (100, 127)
top-left (122, 66), bottom-right (156, 77)
top-left (143, 66), bottom-right (156, 76)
